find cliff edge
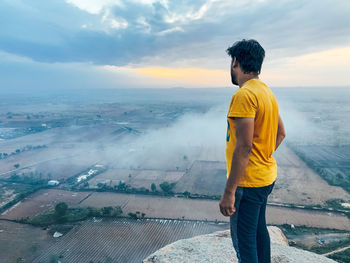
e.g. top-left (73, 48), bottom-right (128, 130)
top-left (143, 226), bottom-right (336, 263)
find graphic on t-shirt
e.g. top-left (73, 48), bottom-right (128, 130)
top-left (226, 120), bottom-right (230, 142)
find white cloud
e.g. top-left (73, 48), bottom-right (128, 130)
top-left (157, 26), bottom-right (184, 35)
top-left (101, 9), bottom-right (128, 30)
top-left (164, 1), bottom-right (212, 24)
top-left (65, 0), bottom-right (123, 14)
top-left (109, 18), bottom-right (128, 29)
top-left (136, 17), bottom-right (152, 33)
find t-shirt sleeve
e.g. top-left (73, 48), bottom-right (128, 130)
top-left (228, 89), bottom-right (257, 118)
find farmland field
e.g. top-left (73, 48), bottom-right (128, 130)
top-left (289, 145), bottom-right (350, 193)
top-left (171, 144), bottom-right (350, 207)
top-left (32, 218), bottom-right (229, 263)
top-left (88, 168), bottom-right (184, 190)
top-left (0, 126), bottom-right (114, 181)
top-left (79, 191), bottom-right (350, 230)
top-left (0, 182), bottom-right (37, 208)
top-left (0, 220), bottom-right (56, 263)
top-left (1, 87), bottom-right (350, 262)
top-left (78, 191), bottom-right (228, 222)
top-left (270, 145), bottom-right (350, 206)
top-left (0, 189), bottom-right (92, 220)
top-left (266, 206), bottom-right (350, 231)
top-left (174, 160), bottom-right (226, 196)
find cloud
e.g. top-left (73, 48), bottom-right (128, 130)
top-left (64, 0), bottom-right (123, 14)
top-left (0, 51), bottom-right (176, 91)
top-left (101, 9), bottom-right (128, 31)
top-left (1, 0), bottom-right (350, 88)
top-left (1, 0), bottom-right (348, 68)
top-left (262, 46), bottom-right (350, 87)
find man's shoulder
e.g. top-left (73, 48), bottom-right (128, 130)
top-left (234, 85), bottom-right (256, 97)
top-left (243, 79), bottom-right (275, 99)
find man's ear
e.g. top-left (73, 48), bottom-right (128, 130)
top-left (232, 57), bottom-right (239, 69)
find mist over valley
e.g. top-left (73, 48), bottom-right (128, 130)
top-left (1, 87), bottom-right (350, 262)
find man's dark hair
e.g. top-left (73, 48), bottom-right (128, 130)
top-left (226, 39), bottom-right (265, 74)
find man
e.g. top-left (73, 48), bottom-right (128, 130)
top-left (219, 39), bottom-right (286, 263)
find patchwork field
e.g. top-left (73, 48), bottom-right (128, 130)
top-left (79, 191), bottom-right (227, 222)
top-left (289, 145), bottom-right (350, 193)
top-left (174, 160), bottom-right (226, 196)
top-left (271, 145), bottom-right (350, 206)
top-left (78, 191), bottom-right (350, 230)
top-left (0, 189), bottom-right (91, 220)
top-left (172, 144), bottom-right (350, 207)
top-left (0, 182), bottom-right (36, 208)
top-left (1, 88), bottom-right (350, 262)
top-left (32, 218), bottom-right (229, 263)
top-left (88, 168), bottom-right (184, 190)
top-left (266, 206), bottom-right (350, 231)
top-left (0, 220), bottom-right (56, 263)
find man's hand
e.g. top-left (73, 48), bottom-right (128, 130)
top-left (220, 117), bottom-right (253, 217)
top-left (219, 192), bottom-right (236, 217)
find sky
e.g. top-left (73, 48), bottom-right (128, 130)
top-left (1, 0), bottom-right (350, 90)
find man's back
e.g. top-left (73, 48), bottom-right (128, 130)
top-left (226, 78), bottom-right (279, 187)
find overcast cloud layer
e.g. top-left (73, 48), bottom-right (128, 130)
top-left (1, 0), bottom-right (350, 89)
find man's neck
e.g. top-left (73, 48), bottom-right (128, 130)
top-left (238, 74), bottom-right (259, 88)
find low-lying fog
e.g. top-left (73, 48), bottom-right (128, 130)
top-left (1, 87), bottom-right (349, 173)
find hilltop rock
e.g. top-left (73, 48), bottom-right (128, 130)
top-left (143, 226), bottom-right (335, 263)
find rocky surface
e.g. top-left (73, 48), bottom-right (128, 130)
top-left (143, 226), bottom-right (336, 263)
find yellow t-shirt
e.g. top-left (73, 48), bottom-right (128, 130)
top-left (225, 78), bottom-right (279, 187)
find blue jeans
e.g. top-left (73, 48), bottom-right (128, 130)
top-left (230, 182), bottom-right (275, 263)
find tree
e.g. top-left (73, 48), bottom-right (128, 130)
top-left (183, 191), bottom-right (190, 198)
top-left (101, 206), bottom-right (113, 216)
top-left (14, 163), bottom-right (20, 169)
top-left (10, 174), bottom-right (20, 181)
top-left (117, 181), bottom-right (126, 191)
top-left (128, 212), bottom-right (138, 219)
top-left (335, 173), bottom-right (343, 180)
top-left (112, 206), bottom-right (123, 217)
top-left (87, 206), bottom-right (100, 217)
top-left (55, 202), bottom-right (68, 217)
top-left (159, 181), bottom-right (176, 194)
top-left (151, 183), bottom-right (157, 192)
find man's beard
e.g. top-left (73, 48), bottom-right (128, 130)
top-left (231, 70), bottom-right (238, 85)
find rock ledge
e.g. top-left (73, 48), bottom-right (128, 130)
top-left (143, 226), bottom-right (336, 263)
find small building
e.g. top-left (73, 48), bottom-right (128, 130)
top-left (48, 180), bottom-right (59, 186)
top-left (53, 231), bottom-right (63, 238)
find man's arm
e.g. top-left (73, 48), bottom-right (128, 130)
top-left (219, 117), bottom-right (254, 217)
top-left (275, 115), bottom-right (286, 151)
